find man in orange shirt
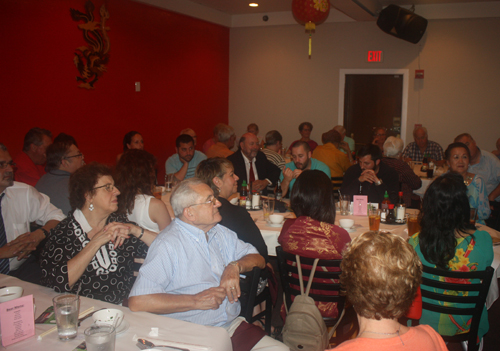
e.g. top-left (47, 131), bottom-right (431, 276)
top-left (312, 129), bottom-right (353, 178)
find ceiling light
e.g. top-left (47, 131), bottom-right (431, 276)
top-left (249, 3), bottom-right (258, 7)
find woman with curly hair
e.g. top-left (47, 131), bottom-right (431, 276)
top-left (116, 131), bottom-right (144, 163)
top-left (114, 149), bottom-right (171, 232)
top-left (333, 231), bottom-right (447, 350)
top-left (409, 172), bottom-right (493, 346)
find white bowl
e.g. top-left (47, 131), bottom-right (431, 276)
top-left (93, 308), bottom-right (124, 327)
top-left (0, 286), bottom-right (23, 303)
top-left (339, 219), bottom-right (354, 229)
top-left (269, 214), bottom-right (284, 224)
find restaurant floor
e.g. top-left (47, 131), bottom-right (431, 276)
top-left (268, 276), bottom-right (500, 351)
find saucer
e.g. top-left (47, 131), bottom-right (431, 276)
top-left (341, 226), bottom-right (356, 233)
top-left (268, 222), bottom-right (284, 228)
top-left (116, 320), bottom-right (130, 335)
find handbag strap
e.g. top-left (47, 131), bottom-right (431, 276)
top-left (295, 254), bottom-right (320, 296)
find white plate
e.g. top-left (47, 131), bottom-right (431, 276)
top-left (116, 319), bottom-right (130, 335)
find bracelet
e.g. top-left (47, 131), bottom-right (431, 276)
top-left (228, 261), bottom-right (241, 273)
top-left (40, 228), bottom-right (49, 238)
top-left (138, 227), bottom-right (144, 240)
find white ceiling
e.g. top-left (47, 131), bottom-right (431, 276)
top-left (189, 0), bottom-right (499, 15)
top-left (134, 0), bottom-right (500, 27)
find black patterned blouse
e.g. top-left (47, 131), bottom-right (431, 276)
top-left (39, 211), bottom-right (148, 304)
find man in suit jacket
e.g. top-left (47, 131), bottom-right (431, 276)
top-left (227, 133), bottom-right (280, 194)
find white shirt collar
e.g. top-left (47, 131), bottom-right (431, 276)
top-left (73, 208), bottom-right (93, 233)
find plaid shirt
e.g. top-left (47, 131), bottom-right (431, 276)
top-left (402, 140), bottom-right (444, 162)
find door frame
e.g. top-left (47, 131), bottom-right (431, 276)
top-left (338, 69), bottom-right (409, 145)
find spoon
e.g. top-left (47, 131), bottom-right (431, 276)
top-left (137, 338), bottom-right (190, 351)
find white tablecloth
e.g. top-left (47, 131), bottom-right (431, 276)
top-left (0, 275), bottom-right (232, 351)
top-left (250, 209), bottom-right (500, 309)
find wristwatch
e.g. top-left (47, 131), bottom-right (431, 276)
top-left (375, 179), bottom-right (383, 186)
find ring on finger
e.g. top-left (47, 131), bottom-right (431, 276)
top-left (230, 287), bottom-right (236, 290)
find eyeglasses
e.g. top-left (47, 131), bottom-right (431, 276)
top-left (189, 197), bottom-right (218, 208)
top-left (64, 153), bottom-right (84, 160)
top-left (0, 161), bottom-right (16, 169)
top-left (93, 183), bottom-right (118, 192)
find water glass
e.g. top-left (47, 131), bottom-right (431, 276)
top-left (85, 325), bottom-right (116, 351)
top-left (340, 195), bottom-right (350, 216)
top-left (53, 293), bottom-right (80, 340)
top-left (165, 173), bottom-right (174, 192)
top-left (262, 198), bottom-right (275, 222)
top-left (368, 208), bottom-right (381, 232)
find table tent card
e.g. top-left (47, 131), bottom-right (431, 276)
top-left (0, 294), bottom-right (35, 346)
top-left (352, 196), bottom-right (368, 216)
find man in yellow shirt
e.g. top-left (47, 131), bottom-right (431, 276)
top-left (312, 129), bottom-right (353, 178)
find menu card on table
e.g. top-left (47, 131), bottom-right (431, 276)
top-left (353, 195), bottom-right (368, 216)
top-left (0, 294), bottom-right (35, 346)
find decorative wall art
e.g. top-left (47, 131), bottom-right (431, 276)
top-left (70, 1), bottom-right (110, 89)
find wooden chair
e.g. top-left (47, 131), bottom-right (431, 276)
top-left (331, 177), bottom-right (343, 201)
top-left (276, 246), bottom-right (347, 336)
top-left (410, 265), bottom-right (494, 351)
top-left (239, 266), bottom-right (273, 335)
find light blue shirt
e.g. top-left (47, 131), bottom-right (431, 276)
top-left (279, 158), bottom-right (331, 192)
top-left (129, 218), bottom-right (258, 327)
top-left (468, 149), bottom-right (500, 202)
top-left (165, 150), bottom-right (206, 179)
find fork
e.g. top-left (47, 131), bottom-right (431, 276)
top-left (137, 338), bottom-right (190, 351)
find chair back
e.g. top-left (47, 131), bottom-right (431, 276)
top-left (276, 246), bottom-right (345, 327)
top-left (331, 177), bottom-right (343, 201)
top-left (239, 266), bottom-right (273, 334)
top-left (419, 265), bottom-right (494, 351)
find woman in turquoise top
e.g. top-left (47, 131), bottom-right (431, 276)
top-left (409, 173), bottom-right (493, 344)
top-left (445, 142), bottom-right (490, 224)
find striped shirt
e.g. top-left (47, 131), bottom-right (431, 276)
top-left (129, 218), bottom-right (258, 327)
top-left (262, 148), bottom-right (286, 170)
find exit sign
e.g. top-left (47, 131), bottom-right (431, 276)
top-left (367, 51), bottom-right (383, 62)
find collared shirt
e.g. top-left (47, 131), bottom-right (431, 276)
top-left (13, 152), bottom-right (46, 187)
top-left (36, 169), bottom-right (72, 215)
top-left (312, 143), bottom-right (351, 178)
top-left (343, 136), bottom-right (355, 154)
top-left (1, 181), bottom-right (65, 270)
top-left (402, 140), bottom-right (444, 162)
top-left (262, 148), bottom-right (286, 170)
top-left (468, 149), bottom-right (500, 202)
top-left (279, 159), bottom-right (331, 192)
top-left (129, 218), bottom-right (259, 327)
top-left (205, 142), bottom-right (234, 159)
top-left (242, 152), bottom-right (259, 182)
top-left (165, 150), bottom-right (207, 179)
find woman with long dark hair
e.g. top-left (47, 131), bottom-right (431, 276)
top-left (278, 169), bottom-right (351, 319)
top-left (114, 149), bottom-right (170, 232)
top-left (408, 172), bottom-right (493, 345)
top-left (116, 131), bottom-right (144, 163)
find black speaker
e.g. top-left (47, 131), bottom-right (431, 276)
top-left (377, 4), bottom-right (428, 44)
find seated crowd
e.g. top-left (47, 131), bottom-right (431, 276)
top-left (1, 122), bottom-right (499, 350)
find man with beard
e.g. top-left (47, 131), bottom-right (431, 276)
top-left (341, 144), bottom-right (399, 204)
top-left (227, 133), bottom-right (280, 194)
top-left (280, 141), bottom-right (330, 198)
top-left (0, 143), bottom-right (64, 283)
top-left (166, 134), bottom-right (207, 181)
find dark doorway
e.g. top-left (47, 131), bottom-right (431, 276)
top-left (343, 74), bottom-right (403, 150)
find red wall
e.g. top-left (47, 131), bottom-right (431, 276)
top-left (0, 0), bottom-right (229, 181)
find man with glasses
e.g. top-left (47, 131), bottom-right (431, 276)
top-left (129, 178), bottom-right (287, 350)
top-left (0, 143), bottom-right (64, 283)
top-left (13, 127), bottom-right (52, 186)
top-left (36, 142), bottom-right (85, 214)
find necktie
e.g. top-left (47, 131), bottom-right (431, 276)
top-left (248, 160), bottom-right (256, 184)
top-left (0, 193), bottom-right (10, 274)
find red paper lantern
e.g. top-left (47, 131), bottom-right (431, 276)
top-left (292, 0), bottom-right (330, 29)
top-left (292, 0), bottom-right (330, 58)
